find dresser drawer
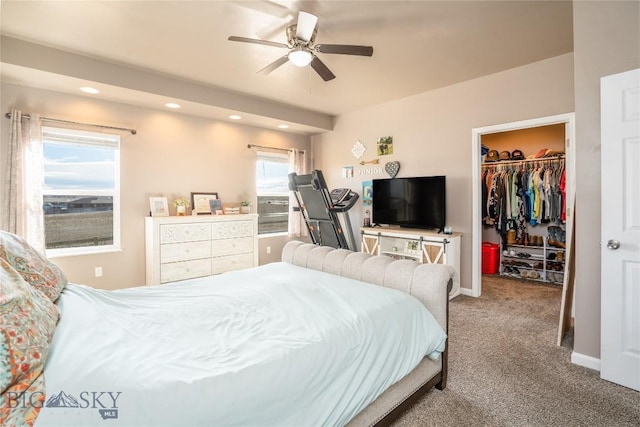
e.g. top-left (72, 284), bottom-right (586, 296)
top-left (161, 241), bottom-right (211, 263)
top-left (211, 237), bottom-right (253, 257)
top-left (160, 259), bottom-right (211, 283)
top-left (160, 223), bottom-right (211, 244)
top-left (211, 221), bottom-right (254, 239)
top-left (146, 215), bottom-right (258, 286)
top-left (211, 253), bottom-right (254, 275)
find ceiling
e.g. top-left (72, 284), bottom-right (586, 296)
top-left (0, 1), bottom-right (574, 134)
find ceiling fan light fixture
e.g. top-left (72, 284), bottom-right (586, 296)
top-left (288, 47), bottom-right (313, 67)
top-left (228, 11), bottom-right (372, 81)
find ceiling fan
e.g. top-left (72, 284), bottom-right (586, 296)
top-left (228, 11), bottom-right (373, 81)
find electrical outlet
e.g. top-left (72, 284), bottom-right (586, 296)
top-left (266, 246), bottom-right (271, 254)
top-left (95, 267), bottom-right (103, 277)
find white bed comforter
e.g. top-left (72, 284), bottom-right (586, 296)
top-left (35, 262), bottom-right (446, 427)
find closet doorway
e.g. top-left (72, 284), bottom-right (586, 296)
top-left (470, 113), bottom-right (575, 298)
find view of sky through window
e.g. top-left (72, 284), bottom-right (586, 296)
top-left (256, 157), bottom-right (289, 194)
top-left (44, 141), bottom-right (116, 190)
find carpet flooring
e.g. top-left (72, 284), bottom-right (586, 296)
top-left (391, 275), bottom-right (640, 426)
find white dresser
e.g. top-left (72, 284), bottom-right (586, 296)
top-left (145, 214), bottom-right (259, 285)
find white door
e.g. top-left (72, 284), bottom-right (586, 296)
top-left (600, 68), bottom-right (640, 391)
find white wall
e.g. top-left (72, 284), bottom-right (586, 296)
top-left (311, 53), bottom-right (575, 292)
top-left (0, 83), bottom-right (311, 289)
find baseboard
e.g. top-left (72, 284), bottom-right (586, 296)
top-left (460, 287), bottom-right (478, 297)
top-left (571, 351), bottom-right (601, 371)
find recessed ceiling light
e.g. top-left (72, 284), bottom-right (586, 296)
top-left (278, 124), bottom-right (289, 129)
top-left (80, 86), bottom-right (100, 94)
top-left (229, 115), bottom-right (242, 120)
top-left (165, 103), bottom-right (181, 109)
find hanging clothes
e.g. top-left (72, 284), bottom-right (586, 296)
top-left (482, 157), bottom-right (566, 239)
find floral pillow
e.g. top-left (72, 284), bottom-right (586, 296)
top-left (1, 258), bottom-right (59, 426)
top-left (0, 231), bottom-right (67, 302)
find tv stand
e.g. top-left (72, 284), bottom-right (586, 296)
top-left (360, 226), bottom-right (461, 299)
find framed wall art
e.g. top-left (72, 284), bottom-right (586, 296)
top-left (376, 136), bottom-right (393, 156)
top-left (191, 192), bottom-right (219, 215)
top-left (362, 180), bottom-right (373, 205)
top-left (342, 166), bottom-right (354, 178)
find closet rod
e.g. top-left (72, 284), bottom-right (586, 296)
top-left (247, 144), bottom-right (304, 153)
top-left (481, 155), bottom-right (564, 168)
top-left (4, 112), bottom-right (137, 135)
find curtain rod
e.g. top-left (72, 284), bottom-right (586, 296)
top-left (4, 112), bottom-right (137, 135)
top-left (247, 144), bottom-right (304, 153)
top-left (481, 155), bottom-right (565, 168)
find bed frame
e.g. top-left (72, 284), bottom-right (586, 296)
top-left (282, 241), bottom-right (453, 427)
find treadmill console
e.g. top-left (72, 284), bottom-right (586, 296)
top-left (330, 188), bottom-right (351, 204)
top-left (330, 188), bottom-right (359, 212)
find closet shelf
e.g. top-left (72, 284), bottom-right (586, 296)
top-left (502, 253), bottom-right (546, 261)
top-left (505, 243), bottom-right (565, 252)
top-left (481, 155), bottom-right (565, 168)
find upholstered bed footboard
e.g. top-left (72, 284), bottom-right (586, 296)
top-left (281, 241), bottom-right (454, 426)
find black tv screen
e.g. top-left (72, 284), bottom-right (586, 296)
top-left (372, 176), bottom-right (446, 231)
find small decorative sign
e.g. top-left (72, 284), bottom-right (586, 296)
top-left (351, 140), bottom-right (366, 159)
top-left (358, 167), bottom-right (383, 176)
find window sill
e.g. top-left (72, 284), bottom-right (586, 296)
top-left (47, 246), bottom-right (123, 259)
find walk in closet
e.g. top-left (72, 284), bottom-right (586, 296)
top-left (480, 124), bottom-right (568, 285)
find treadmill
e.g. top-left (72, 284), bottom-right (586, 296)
top-left (288, 170), bottom-right (359, 251)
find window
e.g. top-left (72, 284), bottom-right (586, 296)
top-left (42, 126), bottom-right (120, 255)
top-left (256, 152), bottom-right (289, 234)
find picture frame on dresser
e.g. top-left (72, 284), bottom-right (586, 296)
top-left (405, 239), bottom-right (421, 255)
top-left (209, 198), bottom-right (223, 215)
top-left (149, 197), bottom-right (169, 217)
top-left (191, 192), bottom-right (218, 215)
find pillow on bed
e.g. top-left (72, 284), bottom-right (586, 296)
top-left (0, 230), bottom-right (67, 302)
top-left (0, 258), bottom-right (59, 426)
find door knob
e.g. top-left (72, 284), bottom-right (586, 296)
top-left (606, 239), bottom-right (621, 250)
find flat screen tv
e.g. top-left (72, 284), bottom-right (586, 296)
top-left (372, 176), bottom-right (446, 231)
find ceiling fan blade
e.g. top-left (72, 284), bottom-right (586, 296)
top-left (228, 36), bottom-right (289, 49)
top-left (315, 44), bottom-right (374, 56)
top-left (310, 56), bottom-right (336, 81)
top-left (295, 11), bottom-right (318, 42)
top-left (258, 55), bottom-right (290, 75)
top-left (232, 1), bottom-right (292, 19)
